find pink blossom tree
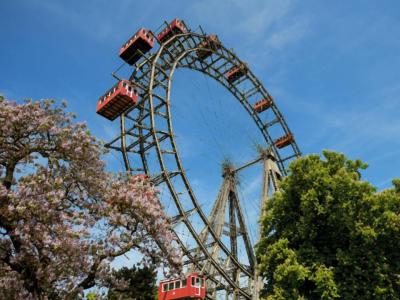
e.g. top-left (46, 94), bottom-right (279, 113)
top-left (0, 96), bottom-right (182, 299)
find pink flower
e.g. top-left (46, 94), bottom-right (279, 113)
top-left (0, 97), bottom-right (182, 298)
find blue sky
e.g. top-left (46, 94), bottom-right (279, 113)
top-left (1, 0), bottom-right (400, 267)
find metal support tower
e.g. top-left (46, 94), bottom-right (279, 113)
top-left (190, 163), bottom-right (255, 299)
top-left (252, 150), bottom-right (281, 299)
top-left (188, 149), bottom-right (282, 299)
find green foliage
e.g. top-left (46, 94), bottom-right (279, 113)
top-left (107, 266), bottom-right (157, 300)
top-left (86, 292), bottom-right (101, 300)
top-left (256, 151), bottom-right (400, 299)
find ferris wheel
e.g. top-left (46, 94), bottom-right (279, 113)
top-left (97, 19), bottom-right (301, 299)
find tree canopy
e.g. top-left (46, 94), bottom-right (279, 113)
top-left (0, 97), bottom-right (181, 299)
top-left (107, 266), bottom-right (158, 300)
top-left (256, 151), bottom-right (400, 299)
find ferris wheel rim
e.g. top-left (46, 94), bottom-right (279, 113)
top-left (114, 27), bottom-right (301, 298)
top-left (146, 34), bottom-right (254, 296)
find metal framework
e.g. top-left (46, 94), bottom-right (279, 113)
top-left (105, 21), bottom-right (301, 299)
top-left (188, 162), bottom-right (255, 298)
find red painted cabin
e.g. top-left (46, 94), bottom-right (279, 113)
top-left (135, 173), bottom-right (149, 180)
top-left (226, 63), bottom-right (248, 83)
top-left (158, 273), bottom-right (206, 300)
top-left (157, 19), bottom-right (188, 43)
top-left (254, 98), bottom-right (272, 113)
top-left (197, 35), bottom-right (221, 60)
top-left (119, 28), bottom-right (155, 65)
top-left (274, 134), bottom-right (294, 149)
top-left (96, 80), bottom-right (138, 121)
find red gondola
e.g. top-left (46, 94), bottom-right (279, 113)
top-left (135, 173), bottom-right (149, 180)
top-left (197, 35), bottom-right (221, 60)
top-left (253, 98), bottom-right (272, 113)
top-left (158, 273), bottom-right (206, 300)
top-left (96, 80), bottom-right (138, 121)
top-left (119, 28), bottom-right (155, 65)
top-left (226, 63), bottom-right (248, 83)
top-left (274, 134), bottom-right (294, 149)
top-left (157, 19), bottom-right (188, 43)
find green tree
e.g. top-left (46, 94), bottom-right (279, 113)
top-left (107, 266), bottom-right (157, 300)
top-left (256, 151), bottom-right (400, 300)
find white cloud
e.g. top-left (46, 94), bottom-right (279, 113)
top-left (232, 0), bottom-right (294, 39)
top-left (29, 0), bottom-right (140, 42)
top-left (187, 0), bottom-right (310, 70)
top-left (291, 84), bottom-right (400, 153)
top-left (188, 0), bottom-right (296, 39)
top-left (264, 17), bottom-right (309, 49)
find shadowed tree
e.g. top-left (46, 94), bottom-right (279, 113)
top-left (107, 266), bottom-right (157, 300)
top-left (256, 151), bottom-right (400, 300)
top-left (0, 97), bottom-right (181, 299)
